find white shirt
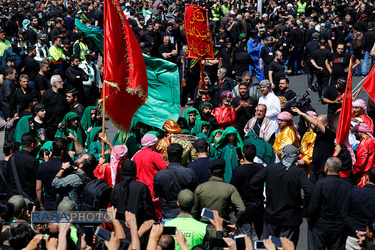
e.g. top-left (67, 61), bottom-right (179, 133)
top-left (258, 92), bottom-right (281, 126)
top-left (79, 60), bottom-right (102, 87)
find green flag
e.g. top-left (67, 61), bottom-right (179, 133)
top-left (131, 55), bottom-right (180, 130)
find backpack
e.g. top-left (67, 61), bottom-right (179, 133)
top-left (78, 174), bottom-right (112, 211)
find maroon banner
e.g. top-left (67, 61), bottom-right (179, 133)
top-left (184, 4), bottom-right (215, 60)
top-left (102, 0), bottom-right (148, 132)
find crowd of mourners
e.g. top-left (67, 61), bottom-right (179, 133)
top-left (0, 0), bottom-right (375, 249)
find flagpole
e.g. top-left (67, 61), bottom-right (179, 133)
top-left (101, 82), bottom-right (106, 159)
top-left (353, 85), bottom-right (363, 101)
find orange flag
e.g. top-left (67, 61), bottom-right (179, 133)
top-left (102, 0), bottom-right (148, 131)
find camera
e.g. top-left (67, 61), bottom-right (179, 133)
top-left (39, 148), bottom-right (51, 161)
top-left (284, 91), bottom-right (312, 111)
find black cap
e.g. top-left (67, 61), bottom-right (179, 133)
top-left (34, 103), bottom-right (46, 113)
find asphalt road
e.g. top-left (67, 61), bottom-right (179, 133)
top-left (0, 73), bottom-right (368, 249)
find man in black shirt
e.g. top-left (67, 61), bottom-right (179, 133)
top-left (361, 22), bottom-right (375, 76)
top-left (159, 35), bottom-right (178, 63)
top-left (250, 144), bottom-right (312, 247)
top-left (9, 74), bottom-right (35, 116)
top-left (36, 138), bottom-right (71, 210)
top-left (341, 168), bottom-right (375, 248)
top-left (66, 88), bottom-right (85, 119)
top-left (302, 32), bottom-right (319, 91)
top-left (280, 28), bottom-right (294, 75)
top-left (5, 133), bottom-right (39, 201)
top-left (259, 36), bottom-right (275, 80)
top-left (34, 61), bottom-right (50, 101)
top-left (276, 77), bottom-right (296, 111)
top-left (64, 55), bottom-right (89, 103)
top-left (290, 20), bottom-right (304, 75)
top-left (230, 143), bottom-right (264, 238)
top-left (231, 82), bottom-right (257, 138)
top-left (307, 157), bottom-right (352, 250)
top-left (322, 78), bottom-right (346, 119)
top-left (23, 46), bottom-right (40, 85)
top-left (292, 107), bottom-right (336, 184)
top-left (42, 75), bottom-right (69, 139)
top-left (0, 67), bottom-right (17, 120)
top-left (311, 39), bottom-right (331, 99)
top-left (154, 143), bottom-right (199, 222)
top-left (268, 51), bottom-right (285, 93)
top-left (326, 43), bottom-right (360, 86)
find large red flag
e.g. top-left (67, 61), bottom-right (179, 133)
top-left (335, 56), bottom-right (353, 145)
top-left (184, 4), bottom-right (214, 60)
top-left (362, 66), bottom-right (375, 102)
top-left (102, 0), bottom-right (148, 131)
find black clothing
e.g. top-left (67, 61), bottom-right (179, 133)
top-left (49, 27), bottom-right (60, 44)
top-left (290, 28), bottom-right (304, 48)
top-left (260, 45), bottom-right (275, 80)
top-left (36, 158), bottom-right (68, 210)
top-left (341, 184), bottom-right (375, 236)
top-left (64, 66), bottom-right (89, 91)
top-left (231, 95), bottom-right (257, 137)
top-left (362, 30), bottom-right (375, 51)
top-left (280, 35), bottom-right (294, 56)
top-left (233, 51), bottom-right (254, 77)
top-left (303, 40), bottom-right (320, 67)
top-left (276, 89), bottom-right (297, 111)
top-left (10, 87), bottom-right (34, 116)
top-left (187, 157), bottom-right (213, 184)
top-left (23, 55), bottom-right (40, 81)
top-left (329, 52), bottom-right (356, 79)
top-left (230, 163), bottom-right (264, 223)
top-left (250, 163), bottom-right (312, 226)
top-left (220, 48), bottom-right (234, 76)
top-left (5, 150), bottom-right (39, 200)
top-left (0, 160), bottom-right (8, 194)
top-left (70, 104), bottom-right (85, 119)
top-left (159, 44), bottom-right (176, 63)
top-left (0, 78), bottom-right (16, 119)
top-left (323, 85), bottom-right (344, 118)
top-left (41, 88), bottom-right (69, 137)
top-left (311, 127), bottom-right (336, 175)
top-left (34, 73), bottom-right (50, 101)
top-left (154, 162), bottom-right (199, 219)
top-left (311, 48), bottom-right (331, 74)
top-left (269, 60), bottom-right (285, 92)
top-left (139, 31), bottom-right (155, 48)
top-left (307, 175), bottom-right (352, 227)
top-left (110, 180), bottom-right (155, 226)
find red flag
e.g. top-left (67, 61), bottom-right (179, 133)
top-left (184, 4), bottom-right (214, 60)
top-left (336, 56), bottom-right (353, 145)
top-left (102, 0), bottom-right (148, 131)
top-left (362, 66), bottom-right (375, 101)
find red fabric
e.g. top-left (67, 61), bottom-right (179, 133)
top-left (212, 106), bottom-right (237, 130)
top-left (353, 136), bottom-right (375, 176)
top-left (93, 163), bottom-right (122, 188)
top-left (184, 4), bottom-right (214, 60)
top-left (132, 148), bottom-right (167, 198)
top-left (102, 0), bottom-right (148, 131)
top-left (336, 56), bottom-right (353, 146)
top-left (363, 66), bottom-right (375, 103)
top-left (361, 115), bottom-right (374, 134)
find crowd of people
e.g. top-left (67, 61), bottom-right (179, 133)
top-left (0, 0), bottom-right (375, 249)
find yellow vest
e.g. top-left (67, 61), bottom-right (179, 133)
top-left (297, 2), bottom-right (307, 14)
top-left (73, 40), bottom-right (89, 61)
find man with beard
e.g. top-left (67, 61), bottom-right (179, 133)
top-left (259, 36), bottom-right (275, 80)
top-left (352, 99), bottom-right (374, 134)
top-left (36, 138), bottom-right (72, 210)
top-left (273, 111), bottom-right (299, 159)
top-left (34, 61), bottom-right (50, 101)
top-left (322, 78), bottom-right (346, 120)
top-left (42, 75), bottom-right (70, 139)
top-left (10, 74), bottom-right (35, 117)
top-left (65, 55), bottom-right (89, 103)
top-left (268, 51), bottom-right (285, 93)
top-left (326, 43), bottom-right (360, 86)
top-left (244, 104), bottom-right (277, 144)
top-left (27, 16), bottom-right (42, 45)
top-left (231, 82), bottom-right (257, 138)
top-left (258, 80), bottom-right (281, 127)
top-left (276, 77), bottom-right (296, 111)
top-left (212, 91), bottom-right (237, 130)
top-left (199, 102), bottom-right (219, 131)
top-left (139, 23), bottom-right (156, 52)
top-left (232, 71), bottom-right (260, 101)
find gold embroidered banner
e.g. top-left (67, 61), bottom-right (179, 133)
top-left (184, 4), bottom-right (214, 60)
